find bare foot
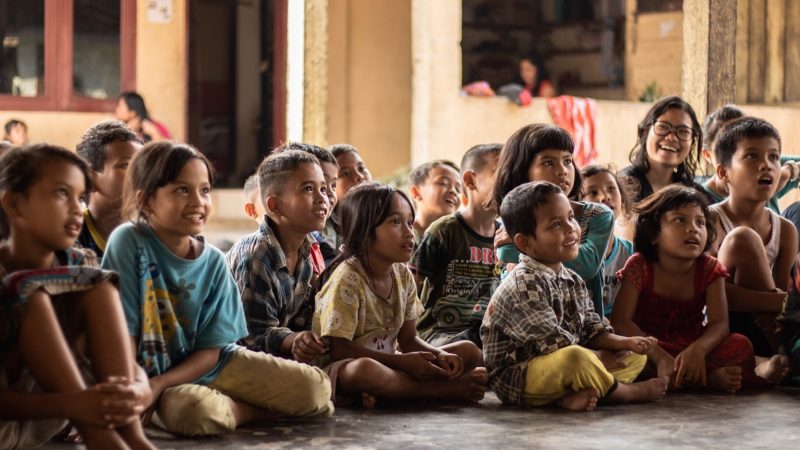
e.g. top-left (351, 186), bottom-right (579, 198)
top-left (608, 377), bottom-right (668, 403)
top-left (593, 349), bottom-right (631, 371)
top-left (755, 355), bottom-right (791, 384)
top-left (78, 426), bottom-right (130, 450)
top-left (656, 359), bottom-right (678, 390)
top-left (557, 388), bottom-right (599, 412)
top-left (708, 366), bottom-right (743, 393)
top-left (361, 392), bottom-right (378, 409)
top-left (440, 367), bottom-right (488, 402)
top-left (117, 422), bottom-right (156, 450)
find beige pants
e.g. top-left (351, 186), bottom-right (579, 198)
top-left (0, 368), bottom-right (67, 450)
top-left (154, 347), bottom-right (334, 437)
top-left (522, 345), bottom-right (646, 406)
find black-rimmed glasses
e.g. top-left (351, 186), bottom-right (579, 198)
top-left (652, 121), bottom-right (695, 142)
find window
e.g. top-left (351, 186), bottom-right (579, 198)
top-left (0, 0), bottom-right (135, 111)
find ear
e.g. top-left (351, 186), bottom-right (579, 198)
top-left (265, 195), bottom-right (280, 216)
top-left (244, 202), bottom-right (257, 219)
top-left (135, 190), bottom-right (148, 216)
top-left (90, 170), bottom-right (101, 193)
top-left (409, 184), bottom-right (423, 202)
top-left (715, 162), bottom-right (728, 183)
top-left (512, 233), bottom-right (533, 256)
top-left (0, 191), bottom-right (21, 220)
top-left (701, 147), bottom-right (713, 165)
top-left (462, 171), bottom-right (476, 191)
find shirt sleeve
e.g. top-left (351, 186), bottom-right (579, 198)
top-left (701, 255), bottom-right (729, 287)
top-left (101, 225), bottom-right (143, 339)
top-left (410, 231), bottom-right (444, 279)
top-left (616, 253), bottom-right (647, 292)
top-left (400, 265), bottom-right (424, 322)
top-left (195, 251), bottom-right (249, 349)
top-left (565, 202), bottom-right (613, 279)
top-left (316, 263), bottom-right (362, 340)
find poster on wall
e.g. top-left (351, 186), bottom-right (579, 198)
top-left (147, 0), bottom-right (174, 24)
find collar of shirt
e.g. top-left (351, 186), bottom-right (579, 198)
top-left (259, 217), bottom-right (315, 272)
top-left (518, 254), bottom-right (574, 283)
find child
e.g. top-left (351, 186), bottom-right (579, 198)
top-left (707, 117), bottom-right (795, 378)
top-left (493, 123), bottom-right (613, 316)
top-left (103, 143), bottom-right (333, 437)
top-left (2, 119), bottom-right (28, 146)
top-left (242, 173), bottom-right (264, 224)
top-left (411, 144), bottom-right (501, 347)
top-left (612, 185), bottom-right (772, 392)
top-left (314, 183), bottom-right (487, 407)
top-left (76, 120), bottom-right (143, 259)
top-left (0, 145), bottom-right (154, 450)
top-left (481, 181), bottom-right (666, 411)
top-left (700, 105), bottom-right (800, 213)
top-left (408, 160), bottom-right (462, 244)
top-left (227, 150), bottom-right (331, 363)
top-left (580, 164), bottom-right (634, 317)
top-left (619, 96), bottom-right (704, 204)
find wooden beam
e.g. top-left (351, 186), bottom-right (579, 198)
top-left (748, 0), bottom-right (766, 102)
top-left (785, 0), bottom-right (800, 100)
top-left (303, 0), bottom-right (329, 144)
top-left (765, 0), bottom-right (785, 103)
top-left (735, 0), bottom-right (750, 104)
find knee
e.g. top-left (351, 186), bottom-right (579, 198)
top-left (341, 358), bottom-right (391, 392)
top-left (285, 365), bottom-right (334, 417)
top-left (157, 384), bottom-right (236, 437)
top-left (722, 227), bottom-right (764, 260)
top-left (446, 341), bottom-right (484, 369)
top-left (556, 346), bottom-right (597, 372)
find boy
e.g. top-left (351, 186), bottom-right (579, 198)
top-left (481, 181), bottom-right (667, 411)
top-left (243, 173), bottom-right (265, 224)
top-left (411, 144), bottom-right (501, 347)
top-left (76, 120), bottom-right (142, 259)
top-left (227, 150), bottom-right (331, 363)
top-left (408, 160), bottom-right (462, 244)
top-left (709, 116), bottom-right (795, 380)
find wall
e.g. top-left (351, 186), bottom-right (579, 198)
top-left (0, 0), bottom-right (188, 149)
top-left (326, 0), bottom-right (412, 179)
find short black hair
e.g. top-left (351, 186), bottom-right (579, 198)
top-left (278, 142), bottom-right (337, 166)
top-left (118, 91), bottom-right (149, 119)
top-left (714, 116), bottom-right (782, 167)
top-left (500, 181), bottom-right (562, 238)
top-left (702, 104), bottom-right (744, 149)
top-left (408, 160), bottom-right (460, 187)
top-left (76, 120), bottom-right (141, 171)
top-left (328, 143), bottom-right (359, 158)
top-left (633, 185), bottom-right (716, 262)
top-left (3, 119), bottom-right (25, 136)
top-left (243, 173), bottom-right (259, 198)
top-left (257, 150), bottom-right (320, 197)
top-left (461, 143), bottom-right (502, 174)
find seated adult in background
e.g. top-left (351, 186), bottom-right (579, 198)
top-left (114, 91), bottom-right (172, 143)
top-left (519, 54), bottom-right (556, 98)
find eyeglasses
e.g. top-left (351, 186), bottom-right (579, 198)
top-left (652, 121), bottom-right (695, 142)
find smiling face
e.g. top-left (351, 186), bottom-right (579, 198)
top-left (527, 149), bottom-right (575, 194)
top-left (269, 162), bottom-right (330, 234)
top-left (645, 108), bottom-right (694, 170)
top-left (369, 192), bottom-right (416, 264)
top-left (413, 164), bottom-right (462, 219)
top-left (335, 151), bottom-right (372, 199)
top-left (319, 161), bottom-right (339, 213)
top-left (655, 203), bottom-right (708, 261)
top-left (582, 171), bottom-right (623, 218)
top-left (515, 192), bottom-right (580, 271)
top-left (145, 158), bottom-right (212, 241)
top-left (719, 136), bottom-right (781, 202)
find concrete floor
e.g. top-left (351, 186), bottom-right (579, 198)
top-left (41, 388), bottom-right (800, 450)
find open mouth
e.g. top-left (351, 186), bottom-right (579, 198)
top-left (65, 222), bottom-right (82, 236)
top-left (402, 241), bottom-right (415, 251)
top-left (563, 239), bottom-right (578, 248)
top-left (313, 208), bottom-right (328, 218)
top-left (757, 176), bottom-right (774, 186)
top-left (184, 213), bottom-right (205, 224)
top-left (658, 144), bottom-right (679, 154)
top-left (684, 238), bottom-right (700, 246)
top-left (444, 197), bottom-right (458, 207)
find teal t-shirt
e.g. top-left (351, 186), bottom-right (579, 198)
top-left (102, 223), bottom-right (248, 384)
top-left (602, 236), bottom-right (635, 317)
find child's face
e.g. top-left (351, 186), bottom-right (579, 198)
top-left (146, 158), bottom-right (212, 239)
top-left (582, 171), bottom-right (623, 218)
top-left (7, 124), bottom-right (28, 145)
top-left (645, 108), bottom-right (693, 169)
top-left (656, 203), bottom-right (708, 261)
top-left (516, 192), bottom-right (580, 271)
top-left (336, 152), bottom-right (371, 200)
top-left (92, 140), bottom-right (140, 209)
top-left (13, 161), bottom-right (86, 251)
top-left (269, 162), bottom-right (329, 234)
top-left (720, 137), bottom-right (781, 201)
top-left (320, 161), bottom-right (339, 212)
top-left (413, 165), bottom-right (462, 219)
top-left (519, 59), bottom-right (537, 86)
top-left (370, 192), bottom-right (415, 263)
top-left (527, 149), bottom-right (575, 194)
top-left (114, 98), bottom-right (136, 122)
top-left (465, 152), bottom-right (500, 210)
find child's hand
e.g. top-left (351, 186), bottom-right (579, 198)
top-left (494, 227), bottom-right (512, 249)
top-left (292, 331), bottom-right (328, 363)
top-left (626, 336), bottom-right (658, 354)
top-left (436, 352), bottom-right (464, 379)
top-left (399, 351), bottom-right (450, 380)
top-left (67, 381), bottom-right (146, 428)
top-left (674, 345), bottom-right (706, 388)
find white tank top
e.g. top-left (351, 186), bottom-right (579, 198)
top-left (710, 204), bottom-right (781, 269)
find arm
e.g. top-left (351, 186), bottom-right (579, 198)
top-left (725, 284), bottom-right (786, 312)
top-left (148, 347), bottom-right (222, 400)
top-left (774, 217), bottom-right (798, 293)
top-left (408, 232), bottom-right (444, 307)
top-left (587, 331), bottom-right (656, 354)
top-left (564, 203), bottom-right (614, 279)
top-left (328, 335), bottom-right (449, 380)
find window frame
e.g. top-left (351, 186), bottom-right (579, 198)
top-left (0, 0), bottom-right (136, 112)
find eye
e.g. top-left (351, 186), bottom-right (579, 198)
top-left (564, 158), bottom-right (573, 166)
top-left (202, 187), bottom-right (211, 194)
top-left (330, 182), bottom-right (337, 191)
top-left (770, 153), bottom-right (780, 161)
top-left (697, 219), bottom-right (706, 227)
top-left (118, 162), bottom-right (129, 169)
top-left (543, 160), bottom-right (554, 166)
top-left (675, 217), bottom-right (685, 223)
top-left (304, 185), bottom-right (313, 193)
top-left (608, 186), bottom-right (616, 193)
top-left (552, 220), bottom-right (561, 228)
top-left (340, 169), bottom-right (351, 178)
top-left (56, 188), bottom-right (69, 197)
top-left (392, 217), bottom-right (402, 225)
top-left (176, 186), bottom-right (188, 194)
top-left (589, 189), bottom-right (599, 196)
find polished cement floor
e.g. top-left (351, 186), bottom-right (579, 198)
top-left (41, 388), bottom-right (800, 450)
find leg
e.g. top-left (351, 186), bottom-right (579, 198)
top-left (440, 340), bottom-right (483, 370)
top-left (18, 290), bottom-right (128, 450)
top-left (155, 384), bottom-right (237, 437)
top-left (716, 227), bottom-right (775, 291)
top-left (705, 333), bottom-right (763, 392)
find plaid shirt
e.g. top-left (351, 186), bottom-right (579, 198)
top-left (226, 218), bottom-right (316, 355)
top-left (480, 254), bottom-right (611, 405)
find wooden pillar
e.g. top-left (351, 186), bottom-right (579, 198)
top-left (682, 0), bottom-right (737, 120)
top-left (784, 1), bottom-right (800, 100)
top-left (303, 0), bottom-right (329, 144)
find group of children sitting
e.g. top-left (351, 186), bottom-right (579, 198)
top-left (1, 94), bottom-right (799, 449)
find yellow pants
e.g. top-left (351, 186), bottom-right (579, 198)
top-left (154, 347), bottom-right (334, 437)
top-left (522, 345), bottom-right (646, 406)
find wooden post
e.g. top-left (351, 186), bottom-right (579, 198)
top-left (303, 0), bottom-right (329, 144)
top-left (682, 0), bottom-right (737, 120)
top-left (785, 1), bottom-right (800, 100)
top-left (765, 0), bottom-right (785, 103)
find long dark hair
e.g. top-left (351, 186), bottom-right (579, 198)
top-left (629, 96), bottom-right (702, 186)
top-left (119, 91), bottom-right (150, 120)
top-left (318, 183), bottom-right (414, 287)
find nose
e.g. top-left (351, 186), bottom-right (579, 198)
top-left (352, 171), bottom-right (365, 184)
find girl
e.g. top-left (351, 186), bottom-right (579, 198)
top-left (492, 123), bottom-right (613, 317)
top-left (313, 183), bottom-right (487, 408)
top-left (581, 164), bottom-right (634, 317)
top-left (611, 185), bottom-right (770, 393)
top-left (619, 96), bottom-right (704, 204)
top-left (102, 142), bottom-right (333, 437)
top-left (519, 54), bottom-right (556, 98)
top-left (0, 145), bottom-right (153, 450)
top-left (115, 92), bottom-right (172, 143)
